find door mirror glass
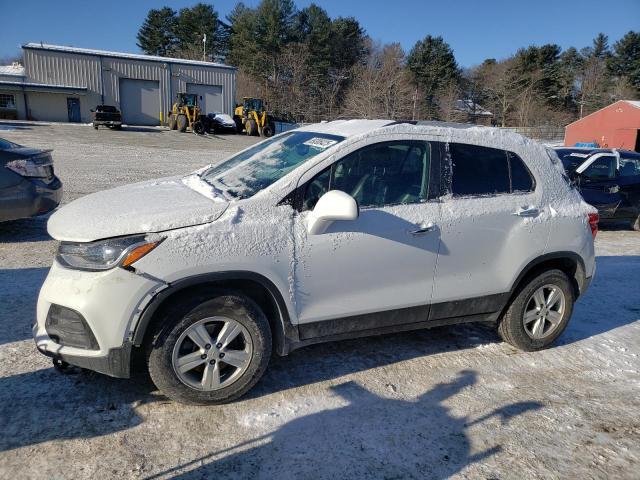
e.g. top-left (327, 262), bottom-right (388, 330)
top-left (307, 190), bottom-right (359, 235)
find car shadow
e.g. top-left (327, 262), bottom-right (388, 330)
top-left (118, 125), bottom-right (166, 133)
top-left (0, 215), bottom-right (53, 243)
top-left (146, 371), bottom-right (543, 479)
top-left (0, 121), bottom-right (44, 130)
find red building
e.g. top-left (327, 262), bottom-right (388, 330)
top-left (564, 100), bottom-right (640, 151)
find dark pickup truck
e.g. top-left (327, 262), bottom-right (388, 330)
top-left (91, 105), bottom-right (122, 130)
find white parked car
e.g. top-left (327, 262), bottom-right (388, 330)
top-left (34, 120), bottom-right (598, 404)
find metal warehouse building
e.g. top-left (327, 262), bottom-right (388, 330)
top-left (0, 43), bottom-right (236, 125)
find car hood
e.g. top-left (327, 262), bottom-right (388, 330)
top-left (48, 176), bottom-right (229, 242)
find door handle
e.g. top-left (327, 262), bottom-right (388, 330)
top-left (513, 206), bottom-right (540, 217)
top-left (408, 222), bottom-right (436, 236)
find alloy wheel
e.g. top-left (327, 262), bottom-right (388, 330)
top-left (522, 284), bottom-right (566, 340)
top-left (171, 317), bottom-right (253, 391)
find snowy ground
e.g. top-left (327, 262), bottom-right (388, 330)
top-left (0, 122), bottom-right (638, 479)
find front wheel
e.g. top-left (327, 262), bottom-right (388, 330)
top-left (147, 294), bottom-right (272, 405)
top-left (497, 269), bottom-right (574, 351)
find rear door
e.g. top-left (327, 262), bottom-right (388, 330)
top-left (576, 154), bottom-right (621, 218)
top-left (431, 142), bottom-right (548, 319)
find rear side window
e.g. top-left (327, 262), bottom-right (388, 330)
top-left (449, 144), bottom-right (533, 196)
top-left (619, 155), bottom-right (640, 177)
top-left (508, 152), bottom-right (535, 192)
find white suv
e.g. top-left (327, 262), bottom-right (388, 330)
top-left (34, 120), bottom-right (598, 404)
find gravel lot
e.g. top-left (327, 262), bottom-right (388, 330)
top-left (0, 121), bottom-right (638, 479)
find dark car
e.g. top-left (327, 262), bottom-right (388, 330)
top-left (207, 112), bottom-right (237, 133)
top-left (554, 147), bottom-right (640, 230)
top-left (0, 138), bottom-right (63, 222)
top-left (91, 105), bottom-right (122, 130)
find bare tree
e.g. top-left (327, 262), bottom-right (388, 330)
top-left (343, 42), bottom-right (414, 119)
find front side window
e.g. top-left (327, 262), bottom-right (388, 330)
top-left (200, 131), bottom-right (344, 199)
top-left (303, 141), bottom-right (430, 210)
top-left (582, 156), bottom-right (616, 180)
top-left (449, 144), bottom-right (534, 196)
top-left (0, 94), bottom-right (16, 109)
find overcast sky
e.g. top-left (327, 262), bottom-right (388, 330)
top-left (1, 0), bottom-right (639, 67)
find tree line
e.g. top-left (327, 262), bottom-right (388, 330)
top-left (137, 1), bottom-right (640, 126)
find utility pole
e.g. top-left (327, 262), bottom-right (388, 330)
top-left (202, 33), bottom-right (207, 62)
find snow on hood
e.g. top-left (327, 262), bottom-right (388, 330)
top-left (48, 176), bottom-right (229, 242)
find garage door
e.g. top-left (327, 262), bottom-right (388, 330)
top-left (119, 79), bottom-right (160, 126)
top-left (186, 84), bottom-right (223, 115)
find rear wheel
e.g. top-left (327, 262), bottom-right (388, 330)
top-left (93, 123), bottom-right (98, 130)
top-left (497, 269), bottom-right (574, 351)
top-left (168, 114), bottom-right (177, 130)
top-left (147, 294), bottom-right (271, 405)
top-left (262, 124), bottom-right (274, 137)
top-left (177, 115), bottom-right (188, 133)
top-left (233, 115), bottom-right (244, 133)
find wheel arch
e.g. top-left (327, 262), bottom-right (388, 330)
top-left (510, 251), bottom-right (587, 302)
top-left (132, 271), bottom-right (298, 356)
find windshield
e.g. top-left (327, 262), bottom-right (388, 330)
top-left (200, 131), bottom-right (344, 199)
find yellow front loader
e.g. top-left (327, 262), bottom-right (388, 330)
top-left (233, 97), bottom-right (275, 137)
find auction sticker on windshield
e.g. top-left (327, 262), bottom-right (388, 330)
top-left (303, 137), bottom-right (338, 150)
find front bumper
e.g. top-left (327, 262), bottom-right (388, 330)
top-left (0, 176), bottom-right (63, 222)
top-left (33, 261), bottom-right (164, 377)
top-left (35, 336), bottom-right (132, 378)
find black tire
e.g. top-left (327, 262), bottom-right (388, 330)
top-left (262, 124), bottom-right (274, 137)
top-left (192, 121), bottom-right (205, 135)
top-left (113, 124), bottom-right (122, 130)
top-left (631, 215), bottom-right (640, 231)
top-left (177, 115), bottom-right (188, 133)
top-left (497, 269), bottom-right (574, 351)
top-left (147, 293), bottom-right (272, 405)
top-left (233, 115), bottom-right (244, 133)
top-left (168, 114), bottom-right (177, 130)
top-left (93, 123), bottom-right (98, 130)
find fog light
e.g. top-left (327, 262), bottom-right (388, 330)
top-left (45, 305), bottom-right (99, 350)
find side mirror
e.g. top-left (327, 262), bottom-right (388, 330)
top-left (307, 190), bottom-right (359, 235)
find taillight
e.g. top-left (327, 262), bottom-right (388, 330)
top-left (588, 213), bottom-right (599, 238)
top-left (5, 153), bottom-right (53, 178)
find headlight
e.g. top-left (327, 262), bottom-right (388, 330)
top-left (56, 235), bottom-right (162, 271)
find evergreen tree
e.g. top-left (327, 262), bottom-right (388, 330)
top-left (136, 7), bottom-right (177, 56)
top-left (592, 33), bottom-right (610, 59)
top-left (608, 31), bottom-right (640, 91)
top-left (175, 3), bottom-right (221, 60)
top-left (407, 35), bottom-right (459, 117)
top-left (330, 17), bottom-right (368, 71)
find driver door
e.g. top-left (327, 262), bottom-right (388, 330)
top-left (292, 140), bottom-right (442, 337)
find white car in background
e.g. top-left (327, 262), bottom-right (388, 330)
top-left (34, 120), bottom-right (598, 404)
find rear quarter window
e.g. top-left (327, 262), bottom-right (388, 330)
top-left (448, 144), bottom-right (534, 196)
